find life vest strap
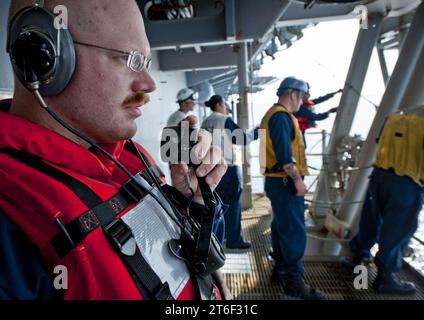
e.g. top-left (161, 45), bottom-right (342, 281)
top-left (0, 148), bottom-right (174, 300)
top-left (51, 189), bottom-right (136, 257)
top-left (124, 140), bottom-right (165, 184)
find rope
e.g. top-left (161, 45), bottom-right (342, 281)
top-left (310, 56), bottom-right (379, 111)
top-left (307, 165), bottom-right (373, 172)
top-left (306, 233), bottom-right (350, 242)
top-left (306, 175), bottom-right (319, 193)
top-left (345, 82), bottom-right (379, 111)
top-left (305, 199), bottom-right (365, 205)
top-left (306, 151), bottom-right (345, 156)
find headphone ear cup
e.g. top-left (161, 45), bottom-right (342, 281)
top-left (10, 29), bottom-right (57, 84)
top-left (7, 6), bottom-right (76, 96)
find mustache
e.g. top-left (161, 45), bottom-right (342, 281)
top-left (122, 92), bottom-right (151, 107)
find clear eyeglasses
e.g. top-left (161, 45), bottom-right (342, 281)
top-left (74, 41), bottom-right (152, 72)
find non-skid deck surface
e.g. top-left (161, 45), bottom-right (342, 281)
top-left (221, 194), bottom-right (424, 300)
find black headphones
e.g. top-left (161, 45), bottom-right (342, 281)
top-left (7, 5), bottom-right (76, 96)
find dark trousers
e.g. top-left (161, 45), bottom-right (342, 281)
top-left (212, 212), bottom-right (226, 245)
top-left (215, 166), bottom-right (244, 245)
top-left (350, 168), bottom-right (424, 273)
top-left (265, 176), bottom-right (306, 278)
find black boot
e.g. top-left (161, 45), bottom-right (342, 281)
top-left (226, 240), bottom-right (251, 250)
top-left (402, 246), bottom-right (414, 258)
top-left (283, 277), bottom-right (325, 300)
top-left (271, 268), bottom-right (288, 285)
top-left (372, 271), bottom-right (416, 295)
top-left (269, 251), bottom-right (287, 284)
top-left (341, 255), bottom-right (365, 273)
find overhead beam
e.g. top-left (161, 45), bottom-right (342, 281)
top-left (146, 14), bottom-right (227, 50)
top-left (280, 1), bottom-right (356, 21)
top-left (152, 0), bottom-right (292, 72)
top-left (211, 75), bottom-right (237, 87)
top-left (377, 36), bottom-right (400, 49)
top-left (186, 68), bottom-right (236, 87)
top-left (236, 0), bottom-right (292, 39)
top-left (251, 1), bottom-right (292, 61)
top-left (144, 0), bottom-right (293, 50)
top-left (275, 0), bottom-right (360, 28)
top-left (212, 76), bottom-right (236, 88)
top-left (380, 14), bottom-right (413, 35)
top-left (158, 47), bottom-right (237, 71)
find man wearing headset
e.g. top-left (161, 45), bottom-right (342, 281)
top-left (0, 0), bottom-right (228, 300)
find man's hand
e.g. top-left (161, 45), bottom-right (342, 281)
top-left (171, 128), bottom-right (227, 204)
top-left (283, 163), bottom-right (307, 197)
top-left (330, 88), bottom-right (343, 97)
top-left (294, 179), bottom-right (307, 196)
top-left (328, 107), bottom-right (338, 113)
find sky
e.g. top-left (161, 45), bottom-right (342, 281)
top-left (244, 18), bottom-right (399, 192)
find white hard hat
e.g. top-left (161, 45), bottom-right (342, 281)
top-left (176, 88), bottom-right (199, 102)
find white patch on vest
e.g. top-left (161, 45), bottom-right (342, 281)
top-left (121, 195), bottom-right (190, 299)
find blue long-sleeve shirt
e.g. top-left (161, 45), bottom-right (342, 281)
top-left (224, 117), bottom-right (259, 145)
top-left (294, 105), bottom-right (330, 122)
top-left (293, 92), bottom-right (338, 127)
top-left (311, 92), bottom-right (336, 105)
top-left (0, 213), bottom-right (59, 300)
top-left (268, 112), bottom-right (295, 167)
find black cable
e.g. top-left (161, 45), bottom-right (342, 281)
top-left (126, 139), bottom-right (197, 236)
top-left (309, 57), bottom-right (379, 110)
top-left (128, 140), bottom-right (162, 187)
top-left (34, 89), bottom-right (197, 241)
top-left (34, 90), bottom-right (134, 180)
top-left (126, 140), bottom-right (208, 243)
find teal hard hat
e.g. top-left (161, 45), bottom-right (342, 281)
top-left (276, 77), bottom-right (308, 96)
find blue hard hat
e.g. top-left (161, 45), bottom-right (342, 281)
top-left (277, 77), bottom-right (308, 96)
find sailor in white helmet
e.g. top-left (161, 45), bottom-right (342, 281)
top-left (166, 88), bottom-right (199, 126)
